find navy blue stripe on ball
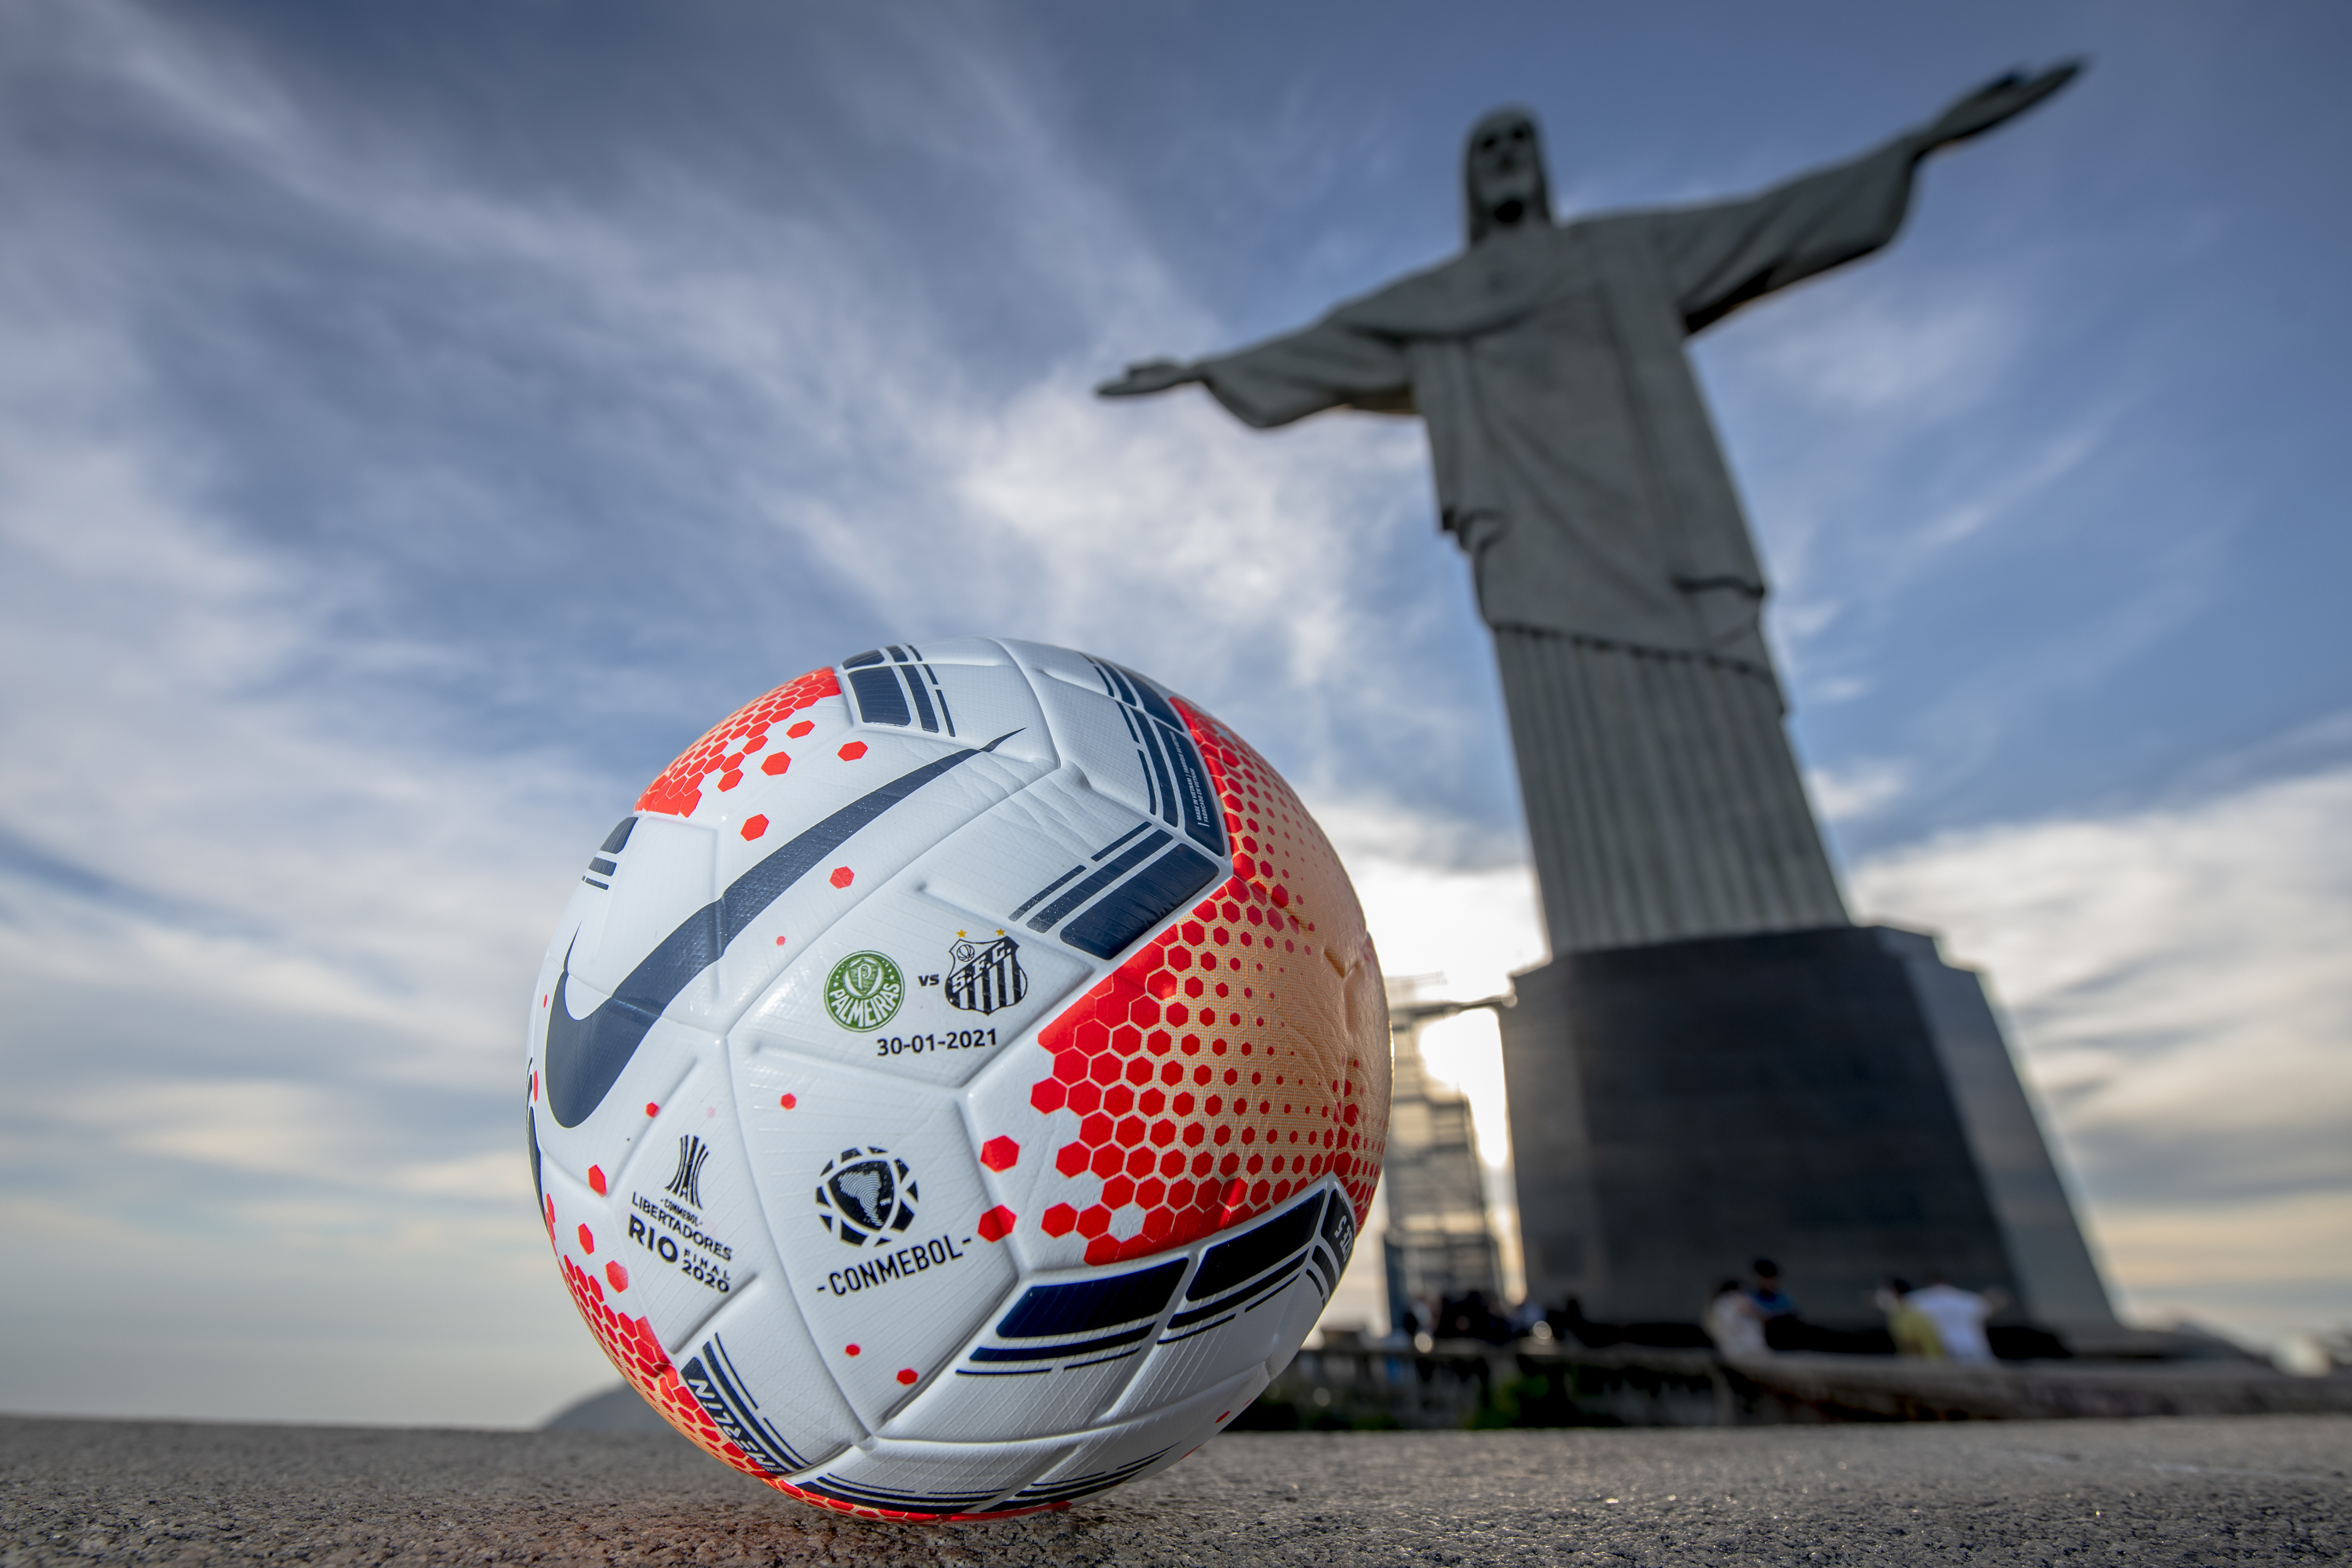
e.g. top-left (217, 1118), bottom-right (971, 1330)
top-left (1058, 843), bottom-right (1221, 960)
top-left (681, 1335), bottom-right (810, 1477)
top-left (718, 741), bottom-right (1005, 949)
top-left (1139, 720), bottom-right (1178, 828)
top-left (543, 735), bottom-right (1012, 1127)
top-left (1008, 863), bottom-right (1085, 923)
top-left (848, 666), bottom-right (911, 728)
top-left (1108, 662), bottom-right (1185, 731)
top-left (994, 1258), bottom-right (1185, 1340)
top-left (1186, 1190), bottom-right (1329, 1302)
top-left (796, 1479), bottom-right (993, 1514)
top-left (968, 1323), bottom-right (1154, 1363)
top-left (1163, 1261), bottom-right (1298, 1331)
top-left (1151, 719), bottom-right (1225, 854)
top-left (904, 667), bottom-right (939, 732)
top-left (1011, 1450), bottom-right (1167, 1504)
top-left (1025, 829), bottom-right (1171, 933)
top-left (1091, 822), bottom-right (1155, 862)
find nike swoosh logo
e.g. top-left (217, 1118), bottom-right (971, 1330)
top-left (543, 732), bottom-right (1018, 1127)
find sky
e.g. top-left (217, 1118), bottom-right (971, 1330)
top-left (1, 0), bottom-right (2347, 1425)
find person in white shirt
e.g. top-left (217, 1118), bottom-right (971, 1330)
top-left (1704, 1278), bottom-right (1769, 1359)
top-left (1905, 1271), bottom-right (2010, 1364)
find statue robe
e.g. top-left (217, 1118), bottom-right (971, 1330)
top-left (1194, 133), bottom-right (1919, 669)
top-left (1189, 136), bottom-right (1924, 952)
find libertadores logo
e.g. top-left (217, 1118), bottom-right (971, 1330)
top-left (815, 1146), bottom-right (919, 1248)
top-left (825, 952), bottom-right (905, 1030)
top-left (666, 1134), bottom-right (711, 1208)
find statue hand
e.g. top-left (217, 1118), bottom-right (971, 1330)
top-left (1921, 60), bottom-right (2082, 151)
top-left (1095, 358), bottom-right (1200, 398)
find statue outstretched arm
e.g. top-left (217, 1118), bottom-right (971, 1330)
top-left (1096, 314), bottom-right (1413, 429)
top-left (1652, 61), bottom-right (2082, 333)
top-left (1914, 62), bottom-right (2082, 154)
top-left (1096, 359), bottom-right (1201, 397)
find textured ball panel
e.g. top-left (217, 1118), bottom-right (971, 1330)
top-left (725, 775), bottom-right (1112, 1091)
top-left (731, 1060), bottom-right (1020, 1428)
top-left (982, 694), bottom-right (1389, 1271)
top-left (1100, 1182), bottom-right (1356, 1421)
top-left (996, 643), bottom-right (1214, 843)
top-left (527, 639), bottom-right (1387, 1522)
top-left (529, 1047), bottom-right (864, 1479)
top-left (890, 1178), bottom-right (1355, 1446)
top-left (563, 815), bottom-right (716, 1011)
top-left (1020, 1358), bottom-right (1273, 1503)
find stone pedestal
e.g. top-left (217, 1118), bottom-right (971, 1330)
top-left (1501, 924), bottom-right (2114, 1330)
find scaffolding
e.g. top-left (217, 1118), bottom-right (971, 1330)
top-left (1379, 978), bottom-right (1510, 1333)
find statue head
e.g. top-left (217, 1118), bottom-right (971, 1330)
top-left (1463, 107), bottom-right (1553, 245)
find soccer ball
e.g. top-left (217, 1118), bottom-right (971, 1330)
top-left (525, 639), bottom-right (1389, 1520)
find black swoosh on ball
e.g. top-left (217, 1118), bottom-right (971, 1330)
top-left (544, 733), bottom-right (1016, 1127)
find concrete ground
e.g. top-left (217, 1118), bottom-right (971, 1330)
top-left (3, 1413), bottom-right (2345, 1565)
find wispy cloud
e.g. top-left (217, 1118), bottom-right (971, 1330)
top-left (0, 0), bottom-right (1509, 1422)
top-left (1807, 760), bottom-right (1912, 823)
top-left (1853, 760), bottom-right (2352, 1336)
top-left (1744, 282), bottom-right (2024, 424)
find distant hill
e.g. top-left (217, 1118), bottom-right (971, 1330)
top-left (542, 1384), bottom-right (684, 1436)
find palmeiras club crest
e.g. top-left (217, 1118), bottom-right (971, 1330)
top-left (946, 931), bottom-right (1026, 1016)
top-left (815, 1146), bottom-right (919, 1248)
top-left (824, 952), bottom-right (904, 1031)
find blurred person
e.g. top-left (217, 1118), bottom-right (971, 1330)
top-left (1875, 1276), bottom-right (1944, 1359)
top-left (1547, 1297), bottom-right (1609, 1348)
top-left (1749, 1258), bottom-right (1797, 1319)
top-left (1440, 1289), bottom-right (1512, 1345)
top-left (1706, 1278), bottom-right (1769, 1358)
top-left (1907, 1270), bottom-right (2009, 1364)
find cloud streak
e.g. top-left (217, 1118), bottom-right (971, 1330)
top-left (0, 0), bottom-right (1507, 1423)
top-left (1853, 757), bottom-right (2352, 1335)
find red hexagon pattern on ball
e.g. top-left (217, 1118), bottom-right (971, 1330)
top-left (635, 666), bottom-right (840, 818)
top-left (1025, 695), bottom-right (1389, 1267)
top-left (979, 1136), bottom-right (1019, 1172)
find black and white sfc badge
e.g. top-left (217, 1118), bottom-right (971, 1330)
top-left (945, 931), bottom-right (1026, 1016)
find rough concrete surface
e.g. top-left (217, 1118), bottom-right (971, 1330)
top-left (2, 1413), bottom-right (2345, 1565)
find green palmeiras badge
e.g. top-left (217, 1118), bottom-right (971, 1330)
top-left (824, 951), bottom-right (905, 1030)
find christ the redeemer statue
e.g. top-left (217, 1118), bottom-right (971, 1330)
top-left (1102, 67), bottom-right (2077, 957)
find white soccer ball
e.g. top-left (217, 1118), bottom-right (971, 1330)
top-left (526, 639), bottom-right (1390, 1520)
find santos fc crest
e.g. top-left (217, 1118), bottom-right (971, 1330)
top-left (945, 932), bottom-right (1025, 1017)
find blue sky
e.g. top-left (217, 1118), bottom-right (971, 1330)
top-left (2, 0), bottom-right (2347, 1423)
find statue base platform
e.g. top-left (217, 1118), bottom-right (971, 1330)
top-left (1500, 924), bottom-right (2114, 1329)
